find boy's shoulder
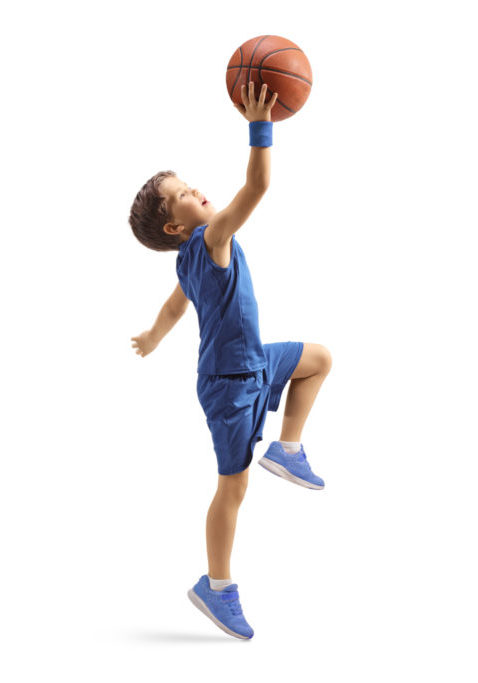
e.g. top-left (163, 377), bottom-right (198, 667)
top-left (178, 223), bottom-right (239, 271)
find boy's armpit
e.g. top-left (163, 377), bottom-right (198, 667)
top-left (203, 227), bottom-right (234, 269)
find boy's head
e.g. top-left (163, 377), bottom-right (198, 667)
top-left (128, 170), bottom-right (216, 252)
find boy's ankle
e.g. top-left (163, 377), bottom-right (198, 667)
top-left (208, 575), bottom-right (233, 591)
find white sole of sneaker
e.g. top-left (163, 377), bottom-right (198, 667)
top-left (187, 588), bottom-right (252, 640)
top-left (257, 456), bottom-right (324, 489)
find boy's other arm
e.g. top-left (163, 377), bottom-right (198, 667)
top-left (152, 281), bottom-right (190, 338)
top-left (205, 146), bottom-right (270, 247)
top-left (131, 282), bottom-right (189, 357)
top-left (166, 280), bottom-right (190, 316)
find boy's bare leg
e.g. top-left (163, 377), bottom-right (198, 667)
top-left (206, 468), bottom-right (249, 579)
top-left (279, 343), bottom-right (333, 442)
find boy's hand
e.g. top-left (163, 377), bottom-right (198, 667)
top-left (131, 329), bottom-right (160, 358)
top-left (233, 81), bottom-right (278, 122)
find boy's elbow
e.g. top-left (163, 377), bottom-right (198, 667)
top-left (165, 298), bottom-right (188, 319)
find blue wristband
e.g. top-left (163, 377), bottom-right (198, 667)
top-left (249, 120), bottom-right (273, 147)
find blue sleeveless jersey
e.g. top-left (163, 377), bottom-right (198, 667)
top-left (176, 224), bottom-right (266, 375)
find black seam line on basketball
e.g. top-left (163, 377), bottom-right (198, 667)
top-left (257, 73), bottom-right (294, 114)
top-left (236, 46), bottom-right (311, 87)
top-left (271, 97), bottom-right (294, 114)
top-left (231, 36), bottom-right (269, 103)
top-left (246, 36), bottom-right (296, 114)
top-left (230, 46), bottom-right (244, 100)
top-left (226, 65), bottom-right (312, 88)
top-left (244, 44), bottom-right (309, 114)
top-left (247, 35), bottom-right (269, 86)
top-left (255, 45), bottom-right (303, 114)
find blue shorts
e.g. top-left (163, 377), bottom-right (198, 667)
top-left (196, 341), bottom-right (304, 476)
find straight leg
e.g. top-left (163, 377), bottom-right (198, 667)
top-left (206, 468), bottom-right (249, 579)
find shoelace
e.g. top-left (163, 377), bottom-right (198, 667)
top-left (278, 444), bottom-right (318, 477)
top-left (221, 589), bottom-right (243, 616)
top-left (295, 449), bottom-right (312, 471)
top-left (229, 597), bottom-right (243, 616)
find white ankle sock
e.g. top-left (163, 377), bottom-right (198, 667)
top-left (279, 440), bottom-right (301, 454)
top-left (208, 576), bottom-right (233, 591)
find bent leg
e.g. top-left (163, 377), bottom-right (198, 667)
top-left (206, 467), bottom-right (249, 579)
top-left (280, 343), bottom-right (332, 442)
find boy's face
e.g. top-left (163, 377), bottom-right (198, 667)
top-left (160, 175), bottom-right (215, 241)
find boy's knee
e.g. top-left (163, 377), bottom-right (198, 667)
top-left (321, 346), bottom-right (333, 373)
top-left (314, 344), bottom-right (332, 374)
top-left (218, 468), bottom-right (249, 503)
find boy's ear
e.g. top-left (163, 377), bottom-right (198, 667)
top-left (163, 222), bottom-right (184, 236)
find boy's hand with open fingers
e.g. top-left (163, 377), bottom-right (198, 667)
top-left (131, 329), bottom-right (160, 358)
top-left (233, 81), bottom-right (278, 122)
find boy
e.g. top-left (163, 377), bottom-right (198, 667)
top-left (128, 81), bottom-right (333, 639)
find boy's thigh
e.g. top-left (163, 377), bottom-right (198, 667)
top-left (262, 341), bottom-right (304, 412)
top-left (207, 409), bottom-right (261, 476)
top-left (263, 340), bottom-right (304, 388)
top-left (198, 373), bottom-right (266, 475)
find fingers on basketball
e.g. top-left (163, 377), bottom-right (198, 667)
top-left (268, 91), bottom-right (278, 108)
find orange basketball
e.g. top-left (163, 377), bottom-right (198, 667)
top-left (226, 35), bottom-right (313, 122)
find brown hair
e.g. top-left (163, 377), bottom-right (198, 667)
top-left (128, 170), bottom-right (181, 252)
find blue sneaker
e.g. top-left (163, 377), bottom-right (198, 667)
top-left (187, 575), bottom-right (254, 640)
top-left (258, 441), bottom-right (325, 489)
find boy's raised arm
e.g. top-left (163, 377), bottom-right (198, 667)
top-left (246, 142), bottom-right (271, 189)
top-left (206, 83), bottom-right (278, 245)
top-left (237, 82), bottom-right (277, 189)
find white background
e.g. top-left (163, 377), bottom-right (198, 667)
top-left (1, 0), bottom-right (477, 680)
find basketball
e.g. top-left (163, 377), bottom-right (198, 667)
top-left (226, 35), bottom-right (313, 122)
